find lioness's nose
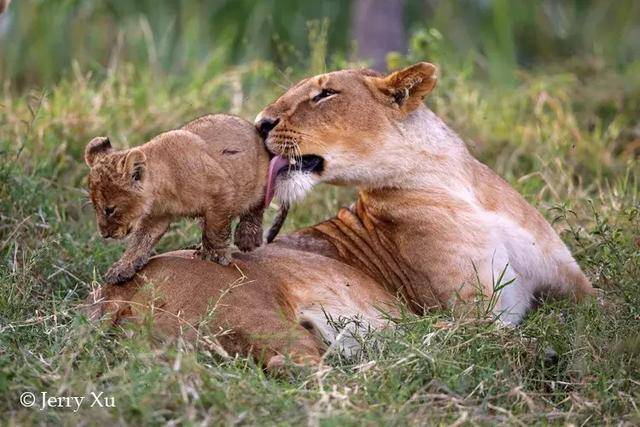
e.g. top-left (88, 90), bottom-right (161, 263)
top-left (255, 117), bottom-right (279, 139)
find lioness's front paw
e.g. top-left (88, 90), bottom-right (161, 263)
top-left (104, 261), bottom-right (137, 285)
top-left (200, 247), bottom-right (232, 266)
top-left (234, 223), bottom-right (263, 252)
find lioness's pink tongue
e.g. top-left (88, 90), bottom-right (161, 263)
top-left (264, 155), bottom-right (289, 207)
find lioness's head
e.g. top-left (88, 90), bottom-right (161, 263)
top-left (256, 62), bottom-right (437, 205)
top-left (85, 137), bottom-right (148, 239)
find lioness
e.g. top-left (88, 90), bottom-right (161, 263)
top-left (85, 63), bottom-right (594, 368)
top-left (85, 114), bottom-right (276, 285)
top-left (256, 61), bottom-right (595, 323)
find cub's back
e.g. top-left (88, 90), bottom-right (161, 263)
top-left (181, 114), bottom-right (262, 161)
top-left (181, 113), bottom-right (269, 194)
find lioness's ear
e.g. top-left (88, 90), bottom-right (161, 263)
top-left (123, 149), bottom-right (146, 183)
top-left (85, 137), bottom-right (113, 167)
top-left (376, 62), bottom-right (437, 113)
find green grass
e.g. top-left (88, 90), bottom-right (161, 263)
top-left (2, 27), bottom-right (640, 427)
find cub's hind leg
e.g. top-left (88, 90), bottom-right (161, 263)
top-left (200, 209), bottom-right (233, 265)
top-left (234, 202), bottom-right (264, 252)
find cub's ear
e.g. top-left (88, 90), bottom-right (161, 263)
top-left (123, 149), bottom-right (146, 183)
top-left (375, 62), bottom-right (437, 113)
top-left (85, 137), bottom-right (113, 167)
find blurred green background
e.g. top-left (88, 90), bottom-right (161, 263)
top-left (2, 0), bottom-right (639, 86)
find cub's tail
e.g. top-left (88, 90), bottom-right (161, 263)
top-left (266, 203), bottom-right (289, 243)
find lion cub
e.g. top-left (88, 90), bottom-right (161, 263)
top-left (85, 114), bottom-right (274, 285)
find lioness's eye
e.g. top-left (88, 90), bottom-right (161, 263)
top-left (104, 206), bottom-right (116, 216)
top-left (312, 88), bottom-right (338, 103)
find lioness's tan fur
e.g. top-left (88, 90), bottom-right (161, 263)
top-left (257, 62), bottom-right (594, 322)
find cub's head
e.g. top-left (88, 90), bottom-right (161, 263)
top-left (256, 62), bottom-right (437, 206)
top-left (85, 137), bottom-right (148, 239)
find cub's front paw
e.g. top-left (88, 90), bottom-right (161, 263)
top-left (199, 247), bottom-right (232, 266)
top-left (234, 222), bottom-right (263, 252)
top-left (104, 261), bottom-right (137, 285)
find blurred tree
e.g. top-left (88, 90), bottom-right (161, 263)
top-left (352, 0), bottom-right (406, 71)
top-left (0, 0), bottom-right (10, 15)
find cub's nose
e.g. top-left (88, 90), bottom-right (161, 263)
top-left (255, 117), bottom-right (279, 139)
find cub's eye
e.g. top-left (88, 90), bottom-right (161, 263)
top-left (104, 206), bottom-right (116, 217)
top-left (312, 89), bottom-right (338, 103)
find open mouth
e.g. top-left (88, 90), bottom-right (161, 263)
top-left (265, 154), bottom-right (324, 207)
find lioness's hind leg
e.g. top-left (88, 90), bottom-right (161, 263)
top-left (262, 328), bottom-right (323, 375)
top-left (266, 352), bottom-right (322, 375)
top-left (219, 309), bottom-right (324, 373)
top-left (558, 263), bottom-right (596, 300)
top-left (533, 262), bottom-right (596, 303)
